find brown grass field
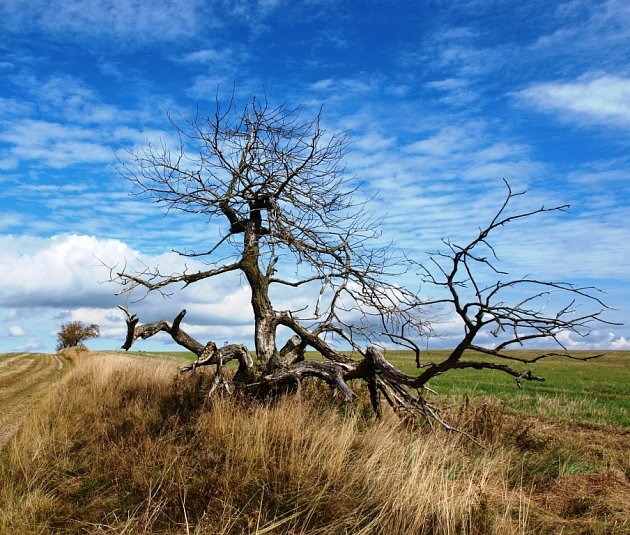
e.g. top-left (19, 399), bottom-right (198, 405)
top-left (0, 349), bottom-right (628, 534)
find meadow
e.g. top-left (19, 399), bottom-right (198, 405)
top-left (0, 349), bottom-right (628, 534)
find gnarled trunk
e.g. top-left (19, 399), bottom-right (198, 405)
top-left (242, 215), bottom-right (284, 371)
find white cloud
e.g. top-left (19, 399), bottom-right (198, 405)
top-left (516, 74), bottom-right (630, 128)
top-left (403, 23), bottom-right (511, 82)
top-left (0, 234), bottom-right (261, 351)
top-left (15, 339), bottom-right (46, 352)
top-left (182, 49), bottom-right (225, 63)
top-left (0, 231), bottom-right (399, 351)
top-left (184, 286), bottom-right (253, 327)
top-left (308, 75), bottom-right (406, 100)
top-left (66, 307), bottom-right (128, 340)
top-left (113, 126), bottom-right (176, 149)
top-left (0, 229), bottom-right (626, 352)
top-left (404, 124), bottom-right (481, 157)
top-left (0, 234), bottom-right (135, 308)
top-left (0, 213), bottom-right (23, 231)
top-left (532, 0), bottom-right (630, 62)
top-left (8, 326), bottom-right (25, 337)
top-left (548, 328), bottom-right (630, 351)
top-left (609, 335), bottom-right (630, 350)
top-left (425, 77), bottom-right (478, 107)
top-left (353, 131), bottom-right (397, 152)
top-left (0, 96), bottom-right (33, 119)
top-left (0, 155), bottom-right (18, 170)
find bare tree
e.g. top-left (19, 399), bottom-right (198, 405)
top-left (114, 99), bottom-right (609, 429)
top-left (115, 97), bottom-right (420, 372)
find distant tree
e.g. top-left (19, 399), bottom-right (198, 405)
top-left (112, 97), bottom-right (610, 433)
top-left (56, 321), bottom-right (100, 351)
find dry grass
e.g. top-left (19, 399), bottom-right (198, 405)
top-left (0, 352), bottom-right (628, 534)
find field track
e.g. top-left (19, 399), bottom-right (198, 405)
top-left (0, 353), bottom-right (69, 449)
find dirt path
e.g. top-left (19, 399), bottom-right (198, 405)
top-left (0, 353), bottom-right (69, 449)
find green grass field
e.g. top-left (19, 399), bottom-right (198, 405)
top-left (383, 349), bottom-right (630, 428)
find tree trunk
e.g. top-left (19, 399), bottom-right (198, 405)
top-left (242, 217), bottom-right (282, 370)
top-left (254, 313), bottom-right (281, 371)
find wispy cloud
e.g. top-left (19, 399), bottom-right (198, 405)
top-left (0, 0), bottom-right (213, 44)
top-left (516, 74), bottom-right (630, 129)
top-left (0, 72), bottom-right (175, 174)
top-left (532, 0), bottom-right (630, 69)
top-left (0, 96), bottom-right (33, 119)
top-left (425, 77), bottom-right (478, 107)
top-left (0, 119), bottom-right (112, 168)
top-left (1, 0), bottom-right (628, 352)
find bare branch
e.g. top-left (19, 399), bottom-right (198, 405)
top-left (404, 180), bottom-right (610, 391)
top-left (115, 262), bottom-right (242, 296)
top-left (114, 97), bottom-right (400, 369)
top-left (118, 306), bottom-right (205, 355)
top-left (246, 360), bottom-right (356, 403)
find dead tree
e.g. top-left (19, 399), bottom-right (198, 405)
top-left (113, 98), bottom-right (609, 429)
top-left (114, 97), bottom-right (420, 369)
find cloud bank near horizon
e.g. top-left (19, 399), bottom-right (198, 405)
top-left (0, 229), bottom-right (627, 353)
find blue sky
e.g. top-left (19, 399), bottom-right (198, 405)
top-left (0, 0), bottom-right (629, 353)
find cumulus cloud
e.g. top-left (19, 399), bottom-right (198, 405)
top-left (14, 339), bottom-right (46, 352)
top-left (607, 332), bottom-right (630, 350)
top-left (183, 286), bottom-right (253, 327)
top-left (0, 234), bottom-right (262, 351)
top-left (516, 74), bottom-right (630, 128)
top-left (0, 232), bottom-right (625, 352)
top-left (0, 233), bottom-right (250, 312)
top-left (66, 307), bottom-right (126, 339)
top-left (547, 329), bottom-right (630, 351)
top-left (0, 234), bottom-right (135, 308)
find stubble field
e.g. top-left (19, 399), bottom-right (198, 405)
top-left (0, 352), bottom-right (70, 449)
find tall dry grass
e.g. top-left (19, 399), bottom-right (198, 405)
top-left (0, 353), bottom-right (626, 534)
